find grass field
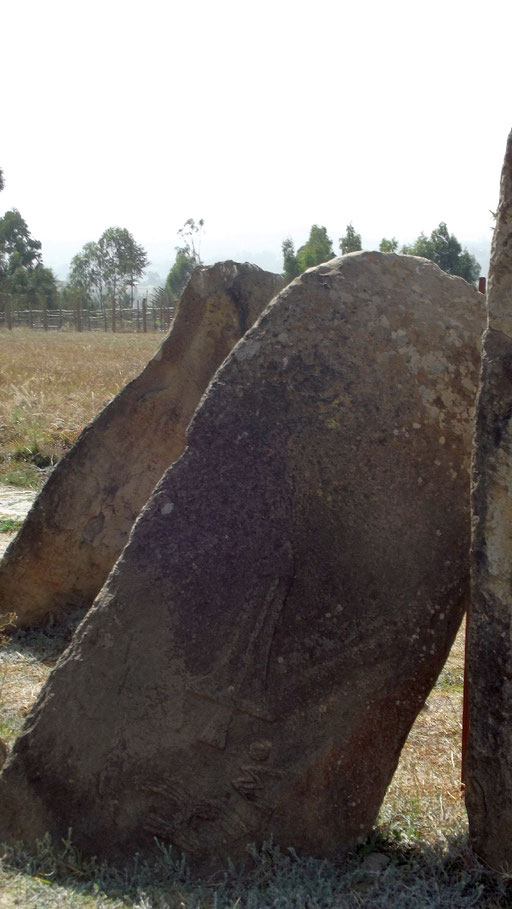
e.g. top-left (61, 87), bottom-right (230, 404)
top-left (0, 329), bottom-right (163, 487)
top-left (0, 329), bottom-right (509, 906)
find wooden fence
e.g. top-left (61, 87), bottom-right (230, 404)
top-left (0, 297), bottom-right (174, 333)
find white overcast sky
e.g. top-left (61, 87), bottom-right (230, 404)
top-left (1, 0), bottom-right (510, 278)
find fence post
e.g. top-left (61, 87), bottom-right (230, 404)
top-left (29, 301), bottom-right (33, 329)
top-left (142, 297), bottom-right (147, 333)
top-left (478, 276), bottom-right (487, 294)
top-left (112, 299), bottom-right (116, 333)
top-left (43, 297), bottom-right (48, 331)
top-left (75, 295), bottom-right (82, 332)
top-left (6, 296), bottom-right (12, 331)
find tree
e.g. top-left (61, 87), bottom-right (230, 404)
top-left (282, 238), bottom-right (300, 283)
top-left (99, 227), bottom-right (148, 307)
top-left (402, 222), bottom-right (480, 283)
top-left (68, 241), bottom-right (106, 309)
top-left (165, 218), bottom-right (205, 301)
top-left (152, 285), bottom-right (173, 308)
top-left (0, 209), bottom-right (44, 308)
top-left (26, 265), bottom-right (59, 308)
top-left (379, 237), bottom-right (398, 253)
top-left (339, 224), bottom-right (362, 255)
top-left (296, 225), bottom-right (334, 272)
top-left (166, 247), bottom-right (198, 300)
top-left (177, 218), bottom-right (204, 265)
top-left (0, 169), bottom-right (4, 193)
top-left (0, 209), bottom-right (42, 279)
top-left (69, 229), bottom-right (149, 310)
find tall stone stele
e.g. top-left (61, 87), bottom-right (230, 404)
top-left (0, 252), bottom-right (483, 864)
top-left (466, 129), bottom-right (512, 871)
top-left (0, 262), bottom-right (282, 628)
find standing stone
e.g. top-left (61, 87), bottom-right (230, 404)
top-left (466, 130), bottom-right (512, 871)
top-left (0, 262), bottom-right (282, 629)
top-left (0, 252), bottom-right (483, 863)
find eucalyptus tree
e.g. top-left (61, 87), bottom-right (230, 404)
top-left (0, 208), bottom-right (46, 310)
top-left (281, 225), bottom-right (334, 282)
top-left (339, 223), bottom-right (362, 254)
top-left (402, 222), bottom-right (480, 283)
top-left (165, 218), bottom-right (205, 301)
top-left (99, 227), bottom-right (148, 307)
top-left (69, 229), bottom-right (149, 310)
top-left (68, 241), bottom-right (106, 310)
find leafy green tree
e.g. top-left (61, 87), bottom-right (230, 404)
top-left (0, 209), bottom-right (42, 280)
top-left (402, 222), bottom-right (480, 283)
top-left (69, 229), bottom-right (148, 310)
top-left (166, 247), bottom-right (198, 300)
top-left (0, 209), bottom-right (45, 311)
top-left (27, 265), bottom-right (59, 307)
top-left (0, 169), bottom-right (4, 193)
top-left (165, 218), bottom-right (205, 301)
top-left (339, 224), bottom-right (362, 255)
top-left (7, 262), bottom-right (58, 305)
top-left (379, 237), bottom-right (399, 253)
top-left (68, 241), bottom-right (106, 309)
top-left (296, 225), bottom-right (334, 272)
top-left (282, 238), bottom-right (300, 283)
top-left (99, 227), bottom-right (148, 306)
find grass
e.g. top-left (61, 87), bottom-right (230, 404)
top-left (0, 329), bottom-right (163, 487)
top-left (0, 518), bottom-right (22, 534)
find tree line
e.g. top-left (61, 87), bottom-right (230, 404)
top-left (0, 166), bottom-right (206, 316)
top-left (282, 222), bottom-right (481, 284)
top-left (0, 162), bottom-right (482, 322)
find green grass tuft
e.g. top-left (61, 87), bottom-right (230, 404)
top-left (0, 516), bottom-right (22, 533)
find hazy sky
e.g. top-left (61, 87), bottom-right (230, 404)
top-left (2, 0), bottom-right (510, 279)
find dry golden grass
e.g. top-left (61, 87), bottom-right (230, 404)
top-left (380, 620), bottom-right (466, 841)
top-left (0, 328), bottom-right (163, 486)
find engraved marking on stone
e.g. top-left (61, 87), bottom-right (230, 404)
top-left (143, 781), bottom-right (252, 853)
top-left (144, 814), bottom-right (203, 856)
top-left (189, 568), bottom-right (294, 748)
top-left (249, 739), bottom-right (272, 761)
top-left (232, 762), bottom-right (285, 815)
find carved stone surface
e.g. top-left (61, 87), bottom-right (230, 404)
top-left (0, 252), bottom-right (483, 863)
top-left (0, 262), bottom-right (282, 628)
top-left (467, 130), bottom-right (512, 871)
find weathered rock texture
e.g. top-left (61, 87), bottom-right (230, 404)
top-left (0, 252), bottom-right (483, 863)
top-left (467, 130), bottom-right (512, 871)
top-left (0, 262), bottom-right (282, 628)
